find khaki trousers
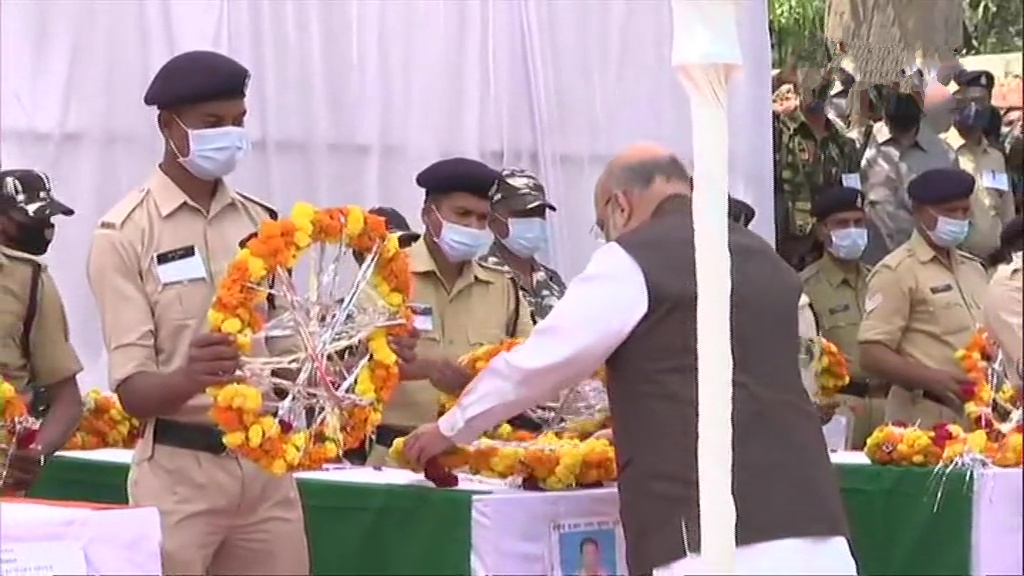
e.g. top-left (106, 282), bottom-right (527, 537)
top-left (884, 386), bottom-right (963, 430)
top-left (128, 443), bottom-right (309, 575)
top-left (835, 393), bottom-right (887, 450)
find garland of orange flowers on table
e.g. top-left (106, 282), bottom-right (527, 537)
top-left (864, 422), bottom-right (1022, 468)
top-left (955, 328), bottom-right (1020, 432)
top-left (205, 203), bottom-right (411, 475)
top-left (63, 389), bottom-right (140, 450)
top-left (0, 378), bottom-right (28, 424)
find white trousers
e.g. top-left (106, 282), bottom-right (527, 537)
top-left (652, 536), bottom-right (858, 575)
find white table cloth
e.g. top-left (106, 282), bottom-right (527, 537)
top-left (0, 500), bottom-right (162, 575)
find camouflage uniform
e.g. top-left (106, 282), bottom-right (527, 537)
top-left (478, 168), bottom-right (567, 323)
top-left (1002, 122), bottom-right (1023, 214)
top-left (774, 107), bottom-right (863, 270)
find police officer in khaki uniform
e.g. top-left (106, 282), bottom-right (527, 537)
top-left (367, 158), bottom-right (532, 466)
top-left (983, 217), bottom-right (1023, 386)
top-left (801, 186), bottom-right (886, 449)
top-left (0, 169), bottom-right (84, 492)
top-left (941, 102), bottom-right (1016, 261)
top-left (859, 168), bottom-right (989, 428)
top-left (85, 51), bottom-right (308, 575)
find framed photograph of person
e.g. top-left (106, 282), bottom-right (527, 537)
top-left (548, 517), bottom-right (626, 576)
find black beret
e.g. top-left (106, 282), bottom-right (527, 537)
top-left (727, 196), bottom-right (756, 227)
top-left (1000, 215), bottom-right (1023, 250)
top-left (144, 51), bottom-right (250, 109)
top-left (953, 69), bottom-right (995, 92)
top-left (907, 168), bottom-right (975, 206)
top-left (416, 158), bottom-right (501, 200)
top-left (369, 206), bottom-right (421, 248)
top-left (810, 186), bottom-right (864, 220)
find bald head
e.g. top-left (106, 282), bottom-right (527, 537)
top-left (594, 143), bottom-right (691, 241)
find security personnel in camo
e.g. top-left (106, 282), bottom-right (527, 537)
top-left (858, 168), bottom-right (989, 429)
top-left (85, 51), bottom-right (308, 575)
top-left (773, 58), bottom-right (862, 271)
top-left (366, 158), bottom-right (533, 466)
top-left (800, 185), bottom-right (886, 449)
top-left (478, 168), bottom-right (566, 323)
top-left (0, 169), bottom-right (84, 493)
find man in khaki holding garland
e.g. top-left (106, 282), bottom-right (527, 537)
top-left (86, 51), bottom-right (309, 575)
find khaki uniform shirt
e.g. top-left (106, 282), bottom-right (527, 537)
top-left (0, 246), bottom-right (82, 392)
top-left (86, 169), bottom-right (279, 425)
top-left (983, 253), bottom-right (1023, 386)
top-left (860, 122), bottom-right (958, 252)
top-left (383, 240), bottom-right (533, 428)
top-left (801, 255), bottom-right (871, 380)
top-left (941, 129), bottom-right (1016, 260)
top-left (858, 230), bottom-right (989, 375)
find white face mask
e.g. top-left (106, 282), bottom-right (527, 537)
top-left (499, 217), bottom-right (548, 258)
top-left (431, 207), bottom-right (493, 262)
top-left (173, 118), bottom-right (250, 181)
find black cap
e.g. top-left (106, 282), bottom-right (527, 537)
top-left (907, 168), bottom-right (975, 206)
top-left (1000, 215), bottom-right (1023, 251)
top-left (0, 169), bottom-right (74, 219)
top-left (811, 186), bottom-right (865, 220)
top-left (727, 196), bottom-right (756, 227)
top-left (953, 69), bottom-right (995, 92)
top-left (368, 206), bottom-right (421, 248)
top-left (144, 51), bottom-right (250, 109)
top-left (416, 158), bottom-right (501, 200)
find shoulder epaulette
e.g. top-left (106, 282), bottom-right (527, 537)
top-left (235, 190), bottom-right (278, 220)
top-left (798, 260), bottom-right (823, 282)
top-left (475, 258), bottom-right (511, 275)
top-left (955, 250), bottom-right (985, 267)
top-left (98, 189), bottom-right (148, 231)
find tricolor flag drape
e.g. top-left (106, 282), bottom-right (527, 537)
top-left (671, 0), bottom-right (742, 573)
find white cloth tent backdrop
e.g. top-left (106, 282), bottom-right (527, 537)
top-left (672, 0), bottom-right (740, 574)
top-left (0, 0), bottom-right (772, 393)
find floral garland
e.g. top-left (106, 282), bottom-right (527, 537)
top-left (206, 203), bottom-right (412, 475)
top-left (0, 378), bottom-right (27, 422)
top-left (390, 433), bottom-right (617, 490)
top-left (864, 422), bottom-right (1022, 468)
top-left (1, 378), bottom-right (37, 462)
top-left (63, 389), bottom-right (140, 450)
top-left (955, 328), bottom-right (1020, 432)
top-left (813, 337), bottom-right (850, 399)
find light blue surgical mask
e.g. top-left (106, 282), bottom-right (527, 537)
top-left (500, 217), bottom-right (548, 258)
top-left (828, 227), bottom-right (868, 260)
top-left (928, 214), bottom-right (970, 248)
top-left (432, 208), bottom-right (493, 262)
top-left (175, 118), bottom-right (250, 181)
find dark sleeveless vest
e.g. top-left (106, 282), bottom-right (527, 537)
top-left (605, 195), bottom-right (849, 574)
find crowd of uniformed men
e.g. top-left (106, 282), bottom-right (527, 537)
top-left (0, 48), bottom-right (1021, 574)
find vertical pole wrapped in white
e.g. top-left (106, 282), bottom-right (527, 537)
top-left (671, 0), bottom-right (741, 573)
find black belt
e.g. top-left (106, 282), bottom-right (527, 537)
top-left (922, 390), bottom-right (949, 406)
top-left (374, 425), bottom-right (413, 449)
top-left (152, 418), bottom-right (226, 455)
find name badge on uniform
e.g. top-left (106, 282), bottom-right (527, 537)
top-left (841, 173), bottom-right (862, 190)
top-left (827, 303), bottom-right (850, 315)
top-left (928, 283), bottom-right (954, 295)
top-left (408, 303), bottom-right (434, 332)
top-left (154, 245), bottom-right (207, 287)
top-left (981, 170), bottom-right (1009, 192)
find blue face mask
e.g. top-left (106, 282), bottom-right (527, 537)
top-left (828, 227), bottom-right (868, 260)
top-left (175, 119), bottom-right (250, 181)
top-left (500, 217), bottom-right (548, 258)
top-left (432, 208), bottom-right (493, 262)
top-left (928, 214), bottom-right (970, 248)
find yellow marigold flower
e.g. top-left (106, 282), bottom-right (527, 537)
top-left (346, 207), bottom-right (365, 236)
top-left (355, 370), bottom-right (374, 397)
top-left (247, 424), bottom-right (264, 448)
top-left (208, 310), bottom-right (226, 330)
top-left (368, 331), bottom-right (396, 364)
top-left (284, 444), bottom-right (301, 466)
top-left (258, 415), bottom-right (280, 438)
top-left (270, 459), bottom-right (288, 476)
top-left (294, 231), bottom-right (312, 249)
top-left (382, 234), bottom-right (399, 258)
top-left (246, 256), bottom-right (268, 282)
top-left (291, 202), bottom-right (317, 222)
top-left (220, 317), bottom-right (243, 335)
top-left (323, 441), bottom-right (339, 459)
top-left (223, 431), bottom-right (246, 448)
top-left (384, 292), bottom-right (405, 308)
top-left (236, 332), bottom-right (253, 354)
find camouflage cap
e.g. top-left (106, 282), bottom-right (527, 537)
top-left (491, 168), bottom-right (556, 212)
top-left (0, 169), bottom-right (74, 220)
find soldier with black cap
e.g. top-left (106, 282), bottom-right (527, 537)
top-left (0, 169), bottom-right (84, 493)
top-left (941, 101), bottom-right (1016, 261)
top-left (951, 70), bottom-right (1003, 148)
top-left (85, 51), bottom-right (308, 575)
top-left (365, 157), bottom-right (533, 466)
top-left (858, 168), bottom-right (989, 428)
top-left (479, 168), bottom-right (566, 323)
top-left (800, 186), bottom-right (886, 449)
